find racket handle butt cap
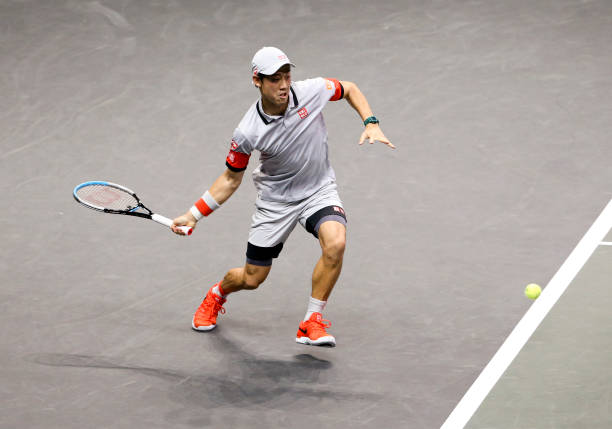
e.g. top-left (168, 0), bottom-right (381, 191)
top-left (178, 226), bottom-right (193, 235)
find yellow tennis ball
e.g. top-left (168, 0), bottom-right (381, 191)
top-left (525, 283), bottom-right (541, 300)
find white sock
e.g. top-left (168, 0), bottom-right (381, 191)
top-left (212, 283), bottom-right (227, 298)
top-left (304, 297), bottom-right (326, 321)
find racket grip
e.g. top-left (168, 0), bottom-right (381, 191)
top-left (152, 214), bottom-right (193, 236)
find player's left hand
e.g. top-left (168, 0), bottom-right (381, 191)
top-left (359, 124), bottom-right (395, 149)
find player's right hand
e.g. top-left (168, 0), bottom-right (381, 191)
top-left (171, 212), bottom-right (197, 236)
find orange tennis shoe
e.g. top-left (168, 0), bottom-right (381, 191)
top-left (295, 312), bottom-right (336, 347)
top-left (192, 285), bottom-right (226, 331)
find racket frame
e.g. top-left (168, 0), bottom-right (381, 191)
top-left (73, 181), bottom-right (191, 235)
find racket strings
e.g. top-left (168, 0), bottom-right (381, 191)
top-left (76, 184), bottom-right (139, 211)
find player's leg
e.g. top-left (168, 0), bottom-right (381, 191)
top-left (296, 220), bottom-right (346, 346)
top-left (219, 263), bottom-right (271, 293)
top-left (193, 198), bottom-right (296, 332)
top-left (296, 193), bottom-right (347, 346)
top-left (192, 258), bottom-right (274, 332)
top-left (311, 220), bottom-right (346, 301)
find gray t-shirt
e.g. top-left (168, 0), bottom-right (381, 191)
top-left (225, 77), bottom-right (344, 202)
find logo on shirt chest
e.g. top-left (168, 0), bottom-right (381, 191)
top-left (298, 107), bottom-right (309, 119)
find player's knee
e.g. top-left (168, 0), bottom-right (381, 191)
top-left (322, 237), bottom-right (345, 266)
top-left (243, 264), bottom-right (268, 290)
top-left (243, 281), bottom-right (261, 290)
top-left (243, 276), bottom-right (265, 290)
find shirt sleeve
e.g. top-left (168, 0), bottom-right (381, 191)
top-left (225, 128), bottom-right (252, 172)
top-left (324, 78), bottom-right (344, 101)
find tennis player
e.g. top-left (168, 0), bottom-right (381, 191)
top-left (172, 46), bottom-right (393, 347)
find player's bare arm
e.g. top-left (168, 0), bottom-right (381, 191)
top-left (208, 168), bottom-right (245, 204)
top-left (340, 80), bottom-right (395, 149)
top-left (171, 168), bottom-right (245, 235)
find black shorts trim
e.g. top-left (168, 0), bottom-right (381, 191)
top-left (305, 205), bottom-right (347, 239)
top-left (246, 242), bottom-right (284, 266)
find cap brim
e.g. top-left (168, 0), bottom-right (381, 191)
top-left (259, 61), bottom-right (296, 75)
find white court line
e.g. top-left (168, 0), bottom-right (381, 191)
top-left (441, 199), bottom-right (612, 429)
top-left (600, 242), bottom-right (612, 246)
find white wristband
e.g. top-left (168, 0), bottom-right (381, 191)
top-left (190, 205), bottom-right (204, 221)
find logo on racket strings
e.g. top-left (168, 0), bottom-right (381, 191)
top-left (88, 187), bottom-right (121, 206)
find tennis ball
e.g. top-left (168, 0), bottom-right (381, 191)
top-left (524, 283), bottom-right (541, 300)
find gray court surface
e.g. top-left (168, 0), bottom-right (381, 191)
top-left (467, 240), bottom-right (612, 429)
top-left (1, 1), bottom-right (611, 428)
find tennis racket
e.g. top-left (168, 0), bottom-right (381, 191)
top-left (73, 181), bottom-right (192, 236)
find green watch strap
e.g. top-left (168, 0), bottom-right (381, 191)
top-left (363, 116), bottom-right (379, 126)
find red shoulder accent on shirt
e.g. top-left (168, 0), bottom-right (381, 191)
top-left (326, 78), bottom-right (344, 101)
top-left (226, 139), bottom-right (250, 171)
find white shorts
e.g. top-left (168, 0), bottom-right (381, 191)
top-left (246, 182), bottom-right (347, 265)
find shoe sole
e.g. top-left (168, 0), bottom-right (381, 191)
top-left (295, 336), bottom-right (336, 347)
top-left (192, 321), bottom-right (216, 331)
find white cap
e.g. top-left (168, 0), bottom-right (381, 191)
top-left (251, 46), bottom-right (295, 76)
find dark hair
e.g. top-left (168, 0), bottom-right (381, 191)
top-left (258, 64), bottom-right (292, 80)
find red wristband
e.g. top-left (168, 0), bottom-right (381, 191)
top-left (194, 198), bottom-right (213, 217)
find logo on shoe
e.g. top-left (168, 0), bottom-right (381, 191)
top-left (299, 327), bottom-right (308, 334)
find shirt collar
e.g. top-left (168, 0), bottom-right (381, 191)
top-left (290, 86), bottom-right (299, 108)
top-left (256, 86), bottom-right (300, 125)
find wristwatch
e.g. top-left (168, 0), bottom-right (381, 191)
top-left (363, 116), bottom-right (379, 126)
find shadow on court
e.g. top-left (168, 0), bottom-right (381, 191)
top-left (28, 331), bottom-right (380, 412)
